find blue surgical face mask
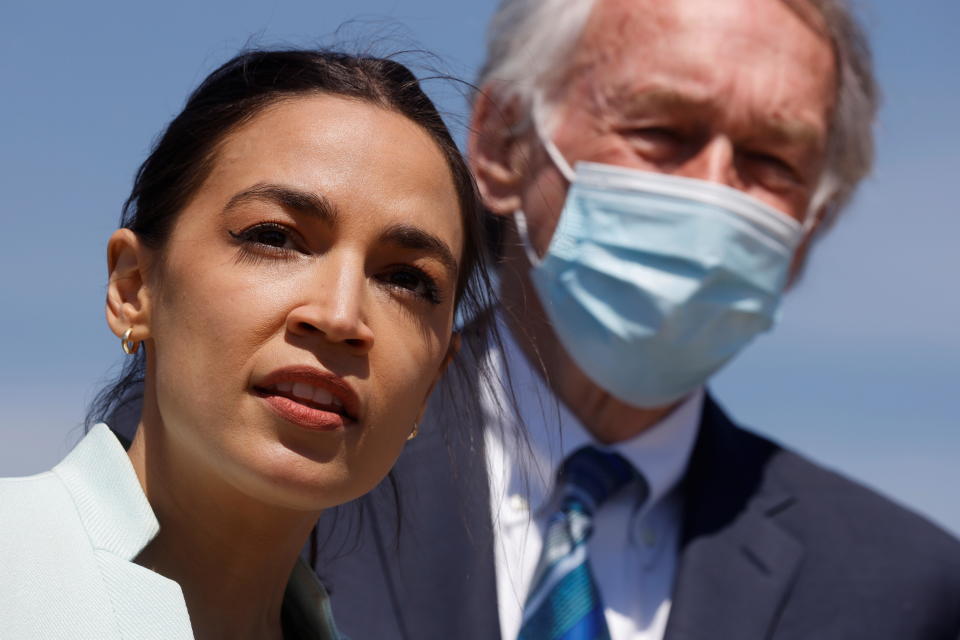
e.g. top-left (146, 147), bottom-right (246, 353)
top-left (516, 112), bottom-right (810, 408)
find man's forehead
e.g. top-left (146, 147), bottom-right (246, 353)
top-left (556, 0), bottom-right (836, 131)
top-left (573, 0), bottom-right (832, 64)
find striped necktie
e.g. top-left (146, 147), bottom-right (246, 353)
top-left (517, 446), bottom-right (646, 640)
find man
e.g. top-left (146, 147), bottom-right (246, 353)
top-left (316, 0), bottom-right (960, 638)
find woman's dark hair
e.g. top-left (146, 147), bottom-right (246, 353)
top-left (89, 48), bottom-right (494, 425)
top-left (86, 49), bottom-right (504, 564)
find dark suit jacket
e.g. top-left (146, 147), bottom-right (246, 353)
top-left (315, 375), bottom-right (960, 639)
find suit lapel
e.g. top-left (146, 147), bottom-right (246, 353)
top-left (664, 395), bottom-right (804, 640)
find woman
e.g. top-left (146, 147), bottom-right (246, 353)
top-left (0, 49), bottom-right (495, 639)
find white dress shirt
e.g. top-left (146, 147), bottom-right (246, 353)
top-left (481, 319), bottom-right (703, 640)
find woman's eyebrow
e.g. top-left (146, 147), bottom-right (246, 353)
top-left (224, 186), bottom-right (458, 278)
top-left (223, 183), bottom-right (339, 224)
top-left (379, 223), bottom-right (459, 280)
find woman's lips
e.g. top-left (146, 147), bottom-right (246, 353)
top-left (253, 365), bottom-right (361, 431)
top-left (258, 393), bottom-right (347, 431)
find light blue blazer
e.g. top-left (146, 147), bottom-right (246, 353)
top-left (0, 424), bottom-right (340, 640)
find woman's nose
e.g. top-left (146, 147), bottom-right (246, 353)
top-left (285, 259), bottom-right (375, 354)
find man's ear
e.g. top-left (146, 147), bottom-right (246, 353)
top-left (415, 332), bottom-right (462, 424)
top-left (105, 228), bottom-right (154, 344)
top-left (468, 87), bottom-right (531, 217)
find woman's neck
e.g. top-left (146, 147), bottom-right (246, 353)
top-left (126, 422), bottom-right (319, 640)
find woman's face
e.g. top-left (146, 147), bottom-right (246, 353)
top-left (123, 95), bottom-right (463, 511)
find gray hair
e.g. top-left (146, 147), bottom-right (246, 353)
top-left (476, 0), bottom-right (879, 232)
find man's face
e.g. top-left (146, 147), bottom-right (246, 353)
top-left (468, 0), bottom-right (841, 429)
top-left (517, 0), bottom-right (837, 257)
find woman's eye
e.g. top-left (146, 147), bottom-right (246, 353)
top-left (229, 223), bottom-right (299, 252)
top-left (247, 224), bottom-right (295, 248)
top-left (380, 267), bottom-right (442, 305)
top-left (252, 229), bottom-right (288, 247)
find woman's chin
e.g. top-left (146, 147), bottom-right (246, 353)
top-left (220, 440), bottom-right (384, 514)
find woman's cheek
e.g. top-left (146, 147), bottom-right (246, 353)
top-left (151, 262), bottom-right (253, 402)
top-left (362, 335), bottom-right (431, 421)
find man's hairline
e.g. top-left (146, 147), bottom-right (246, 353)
top-left (478, 0), bottom-right (843, 229)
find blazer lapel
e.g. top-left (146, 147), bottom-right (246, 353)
top-left (54, 425), bottom-right (194, 639)
top-left (93, 551), bottom-right (195, 640)
top-left (664, 395), bottom-right (804, 640)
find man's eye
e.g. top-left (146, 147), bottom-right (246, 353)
top-left (750, 151), bottom-right (790, 169)
top-left (624, 127), bottom-right (686, 160)
top-left (635, 127), bottom-right (680, 140)
top-left (744, 152), bottom-right (803, 189)
top-left (628, 127), bottom-right (682, 145)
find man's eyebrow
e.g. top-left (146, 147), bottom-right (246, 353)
top-left (614, 85), bottom-right (824, 147)
top-left (379, 223), bottom-right (459, 280)
top-left (223, 183), bottom-right (339, 224)
top-left (743, 117), bottom-right (824, 149)
top-left (613, 86), bottom-right (718, 116)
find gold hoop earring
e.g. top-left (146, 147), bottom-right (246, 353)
top-left (121, 328), bottom-right (140, 355)
top-left (407, 422), bottom-right (419, 441)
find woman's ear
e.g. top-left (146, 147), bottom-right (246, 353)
top-left (441, 332), bottom-right (462, 373)
top-left (468, 87), bottom-right (531, 217)
top-left (415, 332), bottom-right (462, 424)
top-left (105, 229), bottom-right (154, 343)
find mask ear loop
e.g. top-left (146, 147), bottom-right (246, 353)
top-left (513, 209), bottom-right (543, 266)
top-left (800, 172), bottom-right (839, 237)
top-left (800, 205), bottom-right (820, 237)
top-left (515, 95), bottom-right (580, 267)
top-left (531, 94), bottom-right (577, 183)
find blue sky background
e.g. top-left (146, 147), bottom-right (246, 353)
top-left (1, 0), bottom-right (958, 536)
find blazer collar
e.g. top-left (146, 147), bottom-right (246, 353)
top-left (284, 560), bottom-right (343, 639)
top-left (664, 394), bottom-right (804, 640)
top-left (52, 424), bottom-right (340, 639)
top-left (52, 423), bottom-right (158, 560)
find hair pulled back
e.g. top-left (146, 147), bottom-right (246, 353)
top-left (89, 49), bottom-right (493, 430)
